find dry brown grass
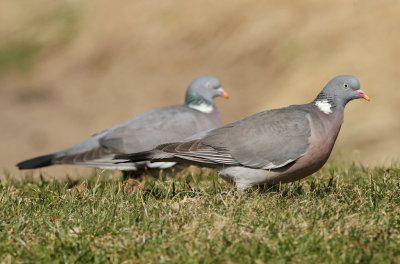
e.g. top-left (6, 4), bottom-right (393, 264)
top-left (0, 0), bottom-right (399, 178)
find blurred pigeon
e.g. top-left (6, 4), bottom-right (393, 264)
top-left (115, 75), bottom-right (370, 190)
top-left (17, 76), bottom-right (229, 175)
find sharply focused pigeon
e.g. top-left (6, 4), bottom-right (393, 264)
top-left (115, 75), bottom-right (370, 190)
top-left (17, 76), bottom-right (229, 174)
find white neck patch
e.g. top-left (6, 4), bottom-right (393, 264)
top-left (189, 103), bottom-right (214, 113)
top-left (315, 99), bottom-right (332, 114)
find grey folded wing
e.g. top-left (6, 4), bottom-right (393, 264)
top-left (98, 105), bottom-right (218, 153)
top-left (156, 106), bottom-right (312, 170)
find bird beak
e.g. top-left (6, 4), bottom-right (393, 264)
top-left (217, 87), bottom-right (229, 99)
top-left (355, 89), bottom-right (370, 101)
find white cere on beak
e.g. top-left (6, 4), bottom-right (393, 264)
top-left (315, 99), bottom-right (332, 114)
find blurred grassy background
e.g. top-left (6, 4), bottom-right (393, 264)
top-left (1, 0), bottom-right (399, 178)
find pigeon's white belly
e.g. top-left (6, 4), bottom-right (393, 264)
top-left (218, 166), bottom-right (308, 191)
top-left (218, 167), bottom-right (270, 191)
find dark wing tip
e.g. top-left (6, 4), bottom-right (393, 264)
top-left (113, 153), bottom-right (132, 160)
top-left (113, 151), bottom-right (154, 162)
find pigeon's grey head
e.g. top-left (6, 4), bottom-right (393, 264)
top-left (185, 76), bottom-right (229, 112)
top-left (315, 75), bottom-right (370, 113)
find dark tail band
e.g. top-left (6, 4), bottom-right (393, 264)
top-left (16, 154), bottom-right (55, 170)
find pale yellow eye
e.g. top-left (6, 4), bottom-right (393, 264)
top-left (343, 83), bottom-right (349, 88)
top-left (206, 82), bottom-right (212, 88)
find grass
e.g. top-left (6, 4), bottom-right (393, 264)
top-left (1, 163), bottom-right (399, 263)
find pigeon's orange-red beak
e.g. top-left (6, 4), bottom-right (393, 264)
top-left (356, 89), bottom-right (370, 101)
top-left (217, 88), bottom-right (229, 99)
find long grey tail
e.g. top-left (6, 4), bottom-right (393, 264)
top-left (17, 154), bottom-right (55, 170)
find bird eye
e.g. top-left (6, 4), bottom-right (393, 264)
top-left (343, 83), bottom-right (349, 88)
top-left (206, 82), bottom-right (212, 88)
